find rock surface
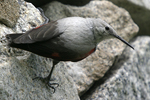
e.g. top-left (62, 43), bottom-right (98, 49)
top-left (0, 0), bottom-right (20, 27)
top-left (81, 36), bottom-right (150, 100)
top-left (0, 1), bottom-right (79, 100)
top-left (43, 1), bottom-right (139, 95)
top-left (108, 0), bottom-right (150, 36)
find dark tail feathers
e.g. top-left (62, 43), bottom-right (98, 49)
top-left (6, 34), bottom-right (23, 46)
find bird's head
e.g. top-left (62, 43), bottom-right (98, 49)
top-left (93, 18), bottom-right (134, 49)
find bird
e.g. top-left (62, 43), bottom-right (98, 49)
top-left (6, 16), bottom-right (134, 93)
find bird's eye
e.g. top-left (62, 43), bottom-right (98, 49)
top-left (105, 26), bottom-right (109, 30)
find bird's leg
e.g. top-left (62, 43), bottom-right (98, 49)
top-left (37, 7), bottom-right (49, 25)
top-left (47, 60), bottom-right (60, 89)
top-left (33, 60), bottom-right (59, 93)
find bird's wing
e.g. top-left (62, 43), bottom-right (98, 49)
top-left (13, 21), bottom-right (63, 44)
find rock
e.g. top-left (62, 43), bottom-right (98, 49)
top-left (43, 1), bottom-right (139, 95)
top-left (81, 36), bottom-right (150, 100)
top-left (0, 56), bottom-right (79, 100)
top-left (0, 1), bottom-right (79, 100)
top-left (108, 0), bottom-right (150, 37)
top-left (0, 0), bottom-right (20, 28)
top-left (25, 0), bottom-right (91, 7)
top-left (128, 0), bottom-right (150, 10)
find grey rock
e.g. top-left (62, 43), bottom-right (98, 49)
top-left (0, 1), bottom-right (79, 100)
top-left (0, 55), bottom-right (80, 100)
top-left (81, 36), bottom-right (150, 100)
top-left (108, 0), bottom-right (150, 37)
top-left (43, 1), bottom-right (139, 95)
top-left (0, 0), bottom-right (20, 28)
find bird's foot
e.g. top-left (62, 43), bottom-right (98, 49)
top-left (33, 76), bottom-right (59, 93)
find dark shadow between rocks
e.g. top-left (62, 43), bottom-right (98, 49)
top-left (25, 0), bottom-right (91, 7)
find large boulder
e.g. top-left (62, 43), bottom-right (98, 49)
top-left (108, 0), bottom-right (150, 36)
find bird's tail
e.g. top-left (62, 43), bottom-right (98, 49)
top-left (6, 34), bottom-right (23, 47)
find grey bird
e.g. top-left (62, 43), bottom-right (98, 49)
top-left (6, 17), bottom-right (134, 92)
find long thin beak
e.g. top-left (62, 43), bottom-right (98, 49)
top-left (112, 33), bottom-right (134, 50)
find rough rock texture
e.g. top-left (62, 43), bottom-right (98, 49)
top-left (128, 0), bottom-right (150, 10)
top-left (0, 2), bottom-right (79, 100)
top-left (81, 36), bottom-right (150, 100)
top-left (108, 0), bottom-right (150, 36)
top-left (43, 1), bottom-right (139, 95)
top-left (0, 0), bottom-right (20, 27)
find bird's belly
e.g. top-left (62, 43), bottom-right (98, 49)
top-left (47, 47), bottom-right (96, 62)
top-left (40, 38), bottom-right (96, 61)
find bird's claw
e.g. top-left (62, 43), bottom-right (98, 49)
top-left (33, 76), bottom-right (59, 93)
top-left (48, 82), bottom-right (59, 93)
